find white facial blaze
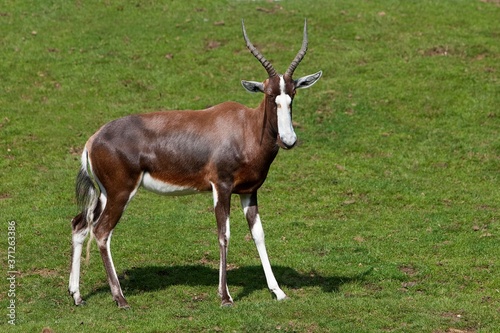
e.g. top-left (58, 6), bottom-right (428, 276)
top-left (275, 75), bottom-right (297, 147)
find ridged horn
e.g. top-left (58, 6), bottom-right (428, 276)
top-left (285, 19), bottom-right (308, 78)
top-left (242, 20), bottom-right (277, 78)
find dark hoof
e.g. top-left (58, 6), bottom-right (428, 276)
top-left (221, 300), bottom-right (234, 307)
top-left (76, 300), bottom-right (86, 306)
top-left (115, 298), bottom-right (130, 309)
top-left (116, 301), bottom-right (130, 309)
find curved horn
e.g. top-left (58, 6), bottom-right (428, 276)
top-left (242, 20), bottom-right (277, 78)
top-left (285, 19), bottom-right (308, 78)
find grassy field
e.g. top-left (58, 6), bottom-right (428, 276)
top-left (1, 0), bottom-right (499, 332)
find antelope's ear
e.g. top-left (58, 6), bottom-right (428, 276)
top-left (295, 71), bottom-right (322, 89)
top-left (241, 80), bottom-right (265, 93)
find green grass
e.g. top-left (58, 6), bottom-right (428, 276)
top-left (1, 0), bottom-right (499, 332)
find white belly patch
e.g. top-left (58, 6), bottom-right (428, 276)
top-left (141, 172), bottom-right (198, 196)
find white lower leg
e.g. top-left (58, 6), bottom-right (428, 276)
top-left (251, 215), bottom-right (287, 300)
top-left (69, 229), bottom-right (88, 305)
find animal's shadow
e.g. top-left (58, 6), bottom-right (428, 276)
top-left (84, 264), bottom-right (371, 302)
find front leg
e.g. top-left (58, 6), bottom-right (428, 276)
top-left (211, 182), bottom-right (233, 306)
top-left (240, 192), bottom-right (287, 300)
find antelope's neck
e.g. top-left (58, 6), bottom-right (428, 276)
top-left (258, 98), bottom-right (279, 145)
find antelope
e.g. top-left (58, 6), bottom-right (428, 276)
top-left (69, 20), bottom-right (322, 308)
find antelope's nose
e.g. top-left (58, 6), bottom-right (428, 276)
top-left (278, 133), bottom-right (297, 149)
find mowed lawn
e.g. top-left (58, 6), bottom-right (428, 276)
top-left (1, 0), bottom-right (499, 332)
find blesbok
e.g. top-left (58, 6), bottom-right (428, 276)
top-left (69, 20), bottom-right (322, 308)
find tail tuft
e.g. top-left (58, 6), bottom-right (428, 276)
top-left (74, 154), bottom-right (102, 265)
top-left (75, 168), bottom-right (99, 223)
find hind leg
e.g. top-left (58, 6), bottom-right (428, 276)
top-left (93, 192), bottom-right (133, 308)
top-left (69, 213), bottom-right (89, 305)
